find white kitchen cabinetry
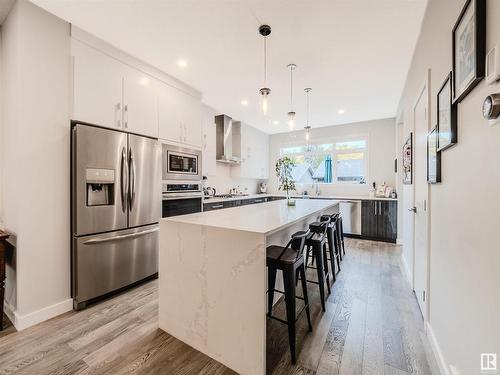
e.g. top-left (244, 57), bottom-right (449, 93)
top-left (158, 82), bottom-right (202, 148)
top-left (72, 39), bottom-right (159, 138)
top-left (122, 68), bottom-right (158, 138)
top-left (232, 123), bottom-right (269, 179)
top-left (201, 105), bottom-right (216, 176)
top-left (72, 39), bottom-right (124, 130)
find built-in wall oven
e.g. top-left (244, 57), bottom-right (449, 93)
top-left (162, 181), bottom-right (203, 218)
top-left (162, 143), bottom-right (202, 181)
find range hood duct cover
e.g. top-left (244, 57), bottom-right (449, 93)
top-left (215, 114), bottom-right (241, 164)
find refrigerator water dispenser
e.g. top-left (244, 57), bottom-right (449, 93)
top-left (86, 168), bottom-right (115, 206)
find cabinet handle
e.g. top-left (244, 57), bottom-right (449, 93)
top-left (212, 204), bottom-right (223, 209)
top-left (379, 201), bottom-right (382, 215)
top-left (124, 104), bottom-right (129, 128)
top-left (116, 103), bottom-right (122, 127)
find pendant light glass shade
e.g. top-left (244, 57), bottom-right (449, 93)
top-left (304, 88), bottom-right (312, 142)
top-left (259, 25), bottom-right (272, 116)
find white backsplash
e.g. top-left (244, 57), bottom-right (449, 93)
top-left (204, 163), bottom-right (266, 195)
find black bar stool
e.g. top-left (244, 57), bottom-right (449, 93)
top-left (324, 213), bottom-right (341, 277)
top-left (303, 216), bottom-right (331, 312)
top-left (267, 230), bottom-right (312, 364)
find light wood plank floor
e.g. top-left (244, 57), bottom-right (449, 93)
top-left (0, 239), bottom-right (439, 375)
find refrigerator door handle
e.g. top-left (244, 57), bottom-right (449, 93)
top-left (120, 147), bottom-right (128, 212)
top-left (82, 227), bottom-right (159, 245)
top-left (129, 148), bottom-right (136, 210)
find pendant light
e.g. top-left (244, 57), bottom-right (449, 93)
top-left (287, 64), bottom-right (296, 130)
top-left (304, 88), bottom-right (312, 142)
top-left (259, 24), bottom-right (271, 116)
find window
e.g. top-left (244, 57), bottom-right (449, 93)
top-left (280, 137), bottom-right (368, 184)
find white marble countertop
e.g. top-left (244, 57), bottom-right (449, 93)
top-left (165, 198), bottom-right (339, 235)
top-left (203, 193), bottom-right (397, 203)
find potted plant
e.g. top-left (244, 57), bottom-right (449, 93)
top-left (275, 156), bottom-right (297, 206)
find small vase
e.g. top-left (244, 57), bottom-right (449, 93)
top-left (286, 191), bottom-right (296, 206)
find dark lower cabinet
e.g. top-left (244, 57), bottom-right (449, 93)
top-left (361, 200), bottom-right (397, 243)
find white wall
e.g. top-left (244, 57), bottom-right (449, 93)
top-left (1, 0), bottom-right (72, 328)
top-left (268, 118), bottom-right (396, 196)
top-left (397, 1), bottom-right (500, 374)
top-left (204, 163), bottom-right (263, 195)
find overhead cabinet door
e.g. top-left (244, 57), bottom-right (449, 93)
top-left (72, 40), bottom-right (124, 130)
top-left (123, 68), bottom-right (159, 138)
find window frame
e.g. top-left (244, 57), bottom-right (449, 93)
top-left (278, 133), bottom-right (370, 185)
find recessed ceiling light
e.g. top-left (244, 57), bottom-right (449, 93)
top-left (273, 120), bottom-right (279, 125)
top-left (338, 109), bottom-right (345, 114)
top-left (177, 60), bottom-right (188, 68)
top-left (241, 100), bottom-right (249, 106)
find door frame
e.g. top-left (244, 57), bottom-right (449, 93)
top-left (411, 70), bottom-right (431, 322)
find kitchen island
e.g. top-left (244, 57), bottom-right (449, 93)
top-left (159, 199), bottom-right (339, 375)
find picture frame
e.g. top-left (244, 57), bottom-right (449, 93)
top-left (427, 127), bottom-right (441, 184)
top-left (437, 72), bottom-right (457, 151)
top-left (452, 0), bottom-right (486, 103)
top-left (402, 133), bottom-right (412, 185)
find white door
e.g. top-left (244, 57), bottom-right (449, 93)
top-left (72, 39), bottom-right (123, 129)
top-left (158, 82), bottom-right (183, 143)
top-left (123, 68), bottom-right (158, 138)
top-left (412, 75), bottom-right (430, 319)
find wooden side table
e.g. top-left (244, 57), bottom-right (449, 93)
top-left (0, 230), bottom-right (10, 331)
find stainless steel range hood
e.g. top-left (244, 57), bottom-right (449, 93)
top-left (215, 114), bottom-right (241, 164)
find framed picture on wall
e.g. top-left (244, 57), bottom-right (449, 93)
top-left (452, 0), bottom-right (486, 103)
top-left (427, 127), bottom-right (441, 184)
top-left (437, 72), bottom-right (457, 151)
top-left (402, 133), bottom-right (412, 185)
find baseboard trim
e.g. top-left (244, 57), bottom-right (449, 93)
top-left (426, 322), bottom-right (450, 375)
top-left (8, 298), bottom-right (73, 331)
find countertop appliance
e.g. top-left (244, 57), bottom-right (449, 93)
top-left (71, 123), bottom-right (160, 310)
top-left (162, 143), bottom-right (202, 181)
top-left (339, 200), bottom-right (362, 235)
top-left (162, 181), bottom-right (203, 217)
top-left (259, 182), bottom-right (267, 193)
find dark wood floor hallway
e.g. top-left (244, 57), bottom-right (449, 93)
top-left (0, 239), bottom-right (438, 375)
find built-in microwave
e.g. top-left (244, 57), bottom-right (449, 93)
top-left (162, 143), bottom-right (202, 181)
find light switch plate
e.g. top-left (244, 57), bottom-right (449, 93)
top-left (486, 46), bottom-right (500, 85)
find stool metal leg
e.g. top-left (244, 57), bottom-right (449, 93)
top-left (267, 267), bottom-right (277, 316)
top-left (299, 264), bottom-right (312, 332)
top-left (283, 267), bottom-right (297, 364)
top-left (323, 243), bottom-right (331, 295)
top-left (313, 243), bottom-right (326, 312)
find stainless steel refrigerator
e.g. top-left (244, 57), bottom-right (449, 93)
top-left (71, 123), bottom-right (160, 310)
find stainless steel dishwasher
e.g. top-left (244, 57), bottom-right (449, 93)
top-left (338, 200), bottom-right (362, 235)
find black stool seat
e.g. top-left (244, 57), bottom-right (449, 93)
top-left (267, 230), bottom-right (311, 364)
top-left (267, 245), bottom-right (301, 264)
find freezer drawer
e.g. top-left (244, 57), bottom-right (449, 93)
top-left (72, 224), bottom-right (158, 309)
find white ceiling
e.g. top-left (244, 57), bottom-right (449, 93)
top-left (31, 0), bottom-right (426, 134)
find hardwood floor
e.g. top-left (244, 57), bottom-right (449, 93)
top-left (0, 239), bottom-right (439, 375)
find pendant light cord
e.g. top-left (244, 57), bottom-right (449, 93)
top-left (306, 90), bottom-right (309, 126)
top-left (290, 68), bottom-right (293, 109)
top-left (263, 36), bottom-right (267, 85)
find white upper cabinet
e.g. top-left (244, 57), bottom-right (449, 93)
top-left (72, 36), bottom-right (200, 141)
top-left (201, 105), bottom-right (216, 176)
top-left (158, 82), bottom-right (202, 148)
top-left (72, 39), bottom-right (124, 130)
top-left (122, 68), bottom-right (158, 138)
